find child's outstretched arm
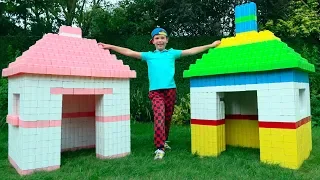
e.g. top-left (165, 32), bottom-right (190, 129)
top-left (98, 43), bottom-right (142, 60)
top-left (181, 40), bottom-right (221, 57)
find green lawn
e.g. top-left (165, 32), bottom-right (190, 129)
top-left (0, 122), bottom-right (319, 179)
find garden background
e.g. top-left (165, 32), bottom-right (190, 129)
top-left (0, 0), bottom-right (319, 179)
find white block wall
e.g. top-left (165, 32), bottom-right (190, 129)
top-left (95, 87), bottom-right (130, 157)
top-left (7, 74), bottom-right (131, 170)
top-left (8, 125), bottom-right (61, 170)
top-left (95, 92), bottom-right (130, 117)
top-left (8, 75), bottom-right (63, 121)
top-left (190, 90), bottom-right (224, 120)
top-left (96, 120), bottom-right (131, 157)
top-left (61, 118), bottom-right (95, 150)
top-left (190, 82), bottom-right (311, 123)
top-left (257, 82), bottom-right (310, 122)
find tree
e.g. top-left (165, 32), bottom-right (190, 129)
top-left (155, 0), bottom-right (233, 37)
top-left (83, 5), bottom-right (112, 38)
top-left (3, 0), bottom-right (31, 30)
top-left (263, 0), bottom-right (320, 39)
top-left (0, 2), bottom-right (24, 35)
top-left (1, 0), bottom-right (62, 35)
top-left (117, 0), bottom-right (156, 35)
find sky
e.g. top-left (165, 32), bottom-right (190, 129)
top-left (108, 0), bottom-right (120, 3)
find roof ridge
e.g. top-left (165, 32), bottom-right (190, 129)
top-left (216, 30), bottom-right (280, 48)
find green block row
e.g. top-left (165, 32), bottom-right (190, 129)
top-left (184, 61), bottom-right (314, 78)
top-left (235, 15), bottom-right (257, 23)
top-left (183, 40), bottom-right (315, 78)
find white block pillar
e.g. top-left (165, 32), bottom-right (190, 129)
top-left (95, 92), bottom-right (131, 159)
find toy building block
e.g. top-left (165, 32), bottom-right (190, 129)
top-left (184, 2), bottom-right (314, 170)
top-left (235, 2), bottom-right (258, 33)
top-left (2, 25), bottom-right (135, 175)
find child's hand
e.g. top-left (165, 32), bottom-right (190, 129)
top-left (211, 40), bottom-right (221, 48)
top-left (98, 43), bottom-right (112, 49)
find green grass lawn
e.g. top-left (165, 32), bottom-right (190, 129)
top-left (0, 122), bottom-right (320, 179)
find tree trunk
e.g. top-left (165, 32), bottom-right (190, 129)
top-left (66, 0), bottom-right (77, 26)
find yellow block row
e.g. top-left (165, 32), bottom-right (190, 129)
top-left (216, 30), bottom-right (280, 48)
top-left (225, 119), bottom-right (259, 148)
top-left (191, 124), bottom-right (225, 156)
top-left (260, 122), bottom-right (312, 169)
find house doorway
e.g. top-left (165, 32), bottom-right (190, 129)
top-left (61, 95), bottom-right (98, 152)
top-left (223, 91), bottom-right (260, 149)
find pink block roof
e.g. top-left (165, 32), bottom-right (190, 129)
top-left (2, 26), bottom-right (136, 78)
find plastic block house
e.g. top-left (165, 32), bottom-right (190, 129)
top-left (2, 26), bottom-right (136, 175)
top-left (183, 2), bottom-right (315, 169)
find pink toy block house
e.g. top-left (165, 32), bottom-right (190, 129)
top-left (2, 26), bottom-right (136, 175)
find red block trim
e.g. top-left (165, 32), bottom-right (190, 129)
top-left (7, 114), bottom-right (130, 128)
top-left (259, 116), bottom-right (311, 129)
top-left (191, 116), bottom-right (311, 129)
top-left (7, 115), bottom-right (61, 128)
top-left (6, 115), bottom-right (19, 126)
top-left (50, 88), bottom-right (113, 95)
top-left (191, 119), bottom-right (225, 126)
top-left (225, 114), bottom-right (258, 120)
top-left (96, 115), bottom-right (130, 122)
top-left (62, 111), bottom-right (95, 118)
top-left (9, 156), bottom-right (59, 175)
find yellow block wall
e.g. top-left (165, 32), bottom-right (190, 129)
top-left (191, 124), bottom-right (226, 156)
top-left (259, 121), bottom-right (312, 169)
top-left (225, 119), bottom-right (259, 148)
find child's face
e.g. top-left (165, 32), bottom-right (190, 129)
top-left (152, 35), bottom-right (168, 51)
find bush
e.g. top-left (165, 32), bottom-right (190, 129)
top-left (130, 89), bottom-right (191, 125)
top-left (172, 93), bottom-right (190, 125)
top-left (311, 90), bottom-right (320, 127)
top-left (0, 35), bottom-right (40, 70)
top-left (130, 89), bottom-right (152, 122)
top-left (0, 78), bottom-right (8, 127)
top-left (0, 44), bottom-right (21, 127)
top-left (291, 42), bottom-right (320, 127)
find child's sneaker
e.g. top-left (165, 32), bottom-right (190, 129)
top-left (164, 141), bottom-right (171, 150)
top-left (154, 149), bottom-right (165, 160)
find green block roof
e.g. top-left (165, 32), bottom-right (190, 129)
top-left (183, 39), bottom-right (315, 78)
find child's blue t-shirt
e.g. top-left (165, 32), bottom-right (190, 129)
top-left (141, 48), bottom-right (182, 91)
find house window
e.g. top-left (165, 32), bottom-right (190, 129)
top-left (13, 94), bottom-right (20, 115)
top-left (299, 89), bottom-right (306, 115)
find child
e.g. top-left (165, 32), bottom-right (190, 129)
top-left (98, 27), bottom-right (221, 160)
